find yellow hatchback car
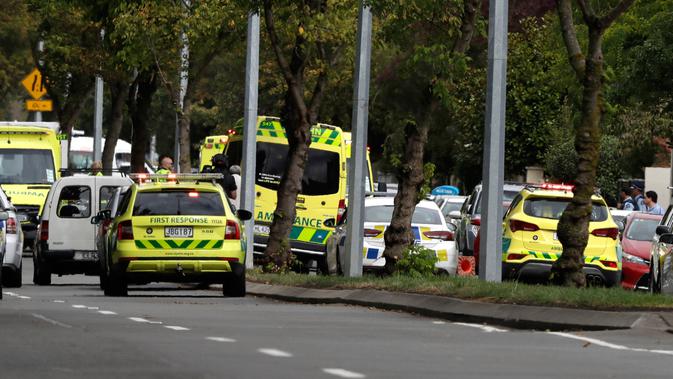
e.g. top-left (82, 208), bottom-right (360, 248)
top-left (95, 174), bottom-right (251, 297)
top-left (502, 184), bottom-right (621, 287)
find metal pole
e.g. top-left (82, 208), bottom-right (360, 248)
top-left (344, 3), bottom-right (372, 278)
top-left (35, 40), bottom-right (44, 122)
top-left (479, 0), bottom-right (508, 282)
top-left (242, 11), bottom-right (260, 269)
top-left (93, 29), bottom-right (105, 162)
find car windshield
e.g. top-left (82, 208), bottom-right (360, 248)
top-left (227, 141), bottom-right (340, 196)
top-left (523, 197), bottom-right (608, 221)
top-left (69, 151), bottom-right (93, 170)
top-left (625, 218), bottom-right (660, 241)
top-left (365, 205), bottom-right (443, 225)
top-left (0, 149), bottom-right (55, 184)
top-left (132, 191), bottom-right (224, 216)
top-left (440, 201), bottom-right (463, 217)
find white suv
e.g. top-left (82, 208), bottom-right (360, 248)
top-left (0, 187), bottom-right (23, 287)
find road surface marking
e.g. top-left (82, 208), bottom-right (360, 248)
top-left (3, 292), bottom-right (17, 296)
top-left (32, 313), bottom-right (72, 329)
top-left (164, 326), bottom-right (190, 331)
top-left (87, 307), bottom-right (99, 310)
top-left (548, 332), bottom-right (673, 355)
top-left (206, 337), bottom-right (237, 343)
top-left (72, 305), bottom-right (87, 309)
top-left (453, 322), bottom-right (507, 333)
top-left (258, 348), bottom-right (293, 358)
top-left (128, 317), bottom-right (162, 324)
top-left (432, 321), bottom-right (446, 325)
top-left (323, 368), bottom-right (366, 378)
top-left (53, 300), bottom-right (65, 303)
top-left (98, 310), bottom-right (117, 315)
top-left (17, 295), bottom-right (31, 299)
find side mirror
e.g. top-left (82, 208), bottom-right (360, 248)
top-left (377, 182), bottom-right (387, 192)
top-left (323, 218), bottom-right (336, 228)
top-left (659, 233), bottom-right (673, 245)
top-left (446, 223), bottom-right (457, 232)
top-left (0, 211), bottom-right (8, 221)
top-left (448, 210), bottom-right (461, 219)
top-left (656, 225), bottom-right (671, 236)
top-left (236, 209), bottom-right (253, 221)
top-left (90, 215), bottom-right (99, 224)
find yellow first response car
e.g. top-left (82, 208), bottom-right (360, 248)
top-left (98, 174), bottom-right (251, 297)
top-left (502, 184), bottom-right (621, 287)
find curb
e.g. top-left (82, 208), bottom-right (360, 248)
top-left (247, 282), bottom-right (646, 331)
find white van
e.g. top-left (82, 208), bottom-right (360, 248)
top-left (69, 136), bottom-right (155, 174)
top-left (33, 175), bottom-right (132, 285)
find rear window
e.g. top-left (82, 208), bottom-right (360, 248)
top-left (625, 218), bottom-right (660, 241)
top-left (227, 141), bottom-right (340, 196)
top-left (365, 205), bottom-right (443, 225)
top-left (523, 198), bottom-right (608, 221)
top-left (440, 201), bottom-right (463, 217)
top-left (132, 191), bottom-right (224, 216)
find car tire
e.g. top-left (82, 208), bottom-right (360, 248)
top-left (4, 265), bottom-right (22, 288)
top-left (650, 261), bottom-right (661, 294)
top-left (105, 266), bottom-right (127, 296)
top-left (223, 264), bottom-right (246, 297)
top-left (33, 254), bottom-right (51, 286)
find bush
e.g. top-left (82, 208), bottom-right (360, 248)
top-left (396, 244), bottom-right (438, 278)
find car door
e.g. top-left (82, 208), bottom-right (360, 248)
top-left (656, 205), bottom-right (673, 292)
top-left (49, 184), bottom-right (95, 251)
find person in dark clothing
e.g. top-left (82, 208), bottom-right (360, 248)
top-left (619, 188), bottom-right (635, 211)
top-left (202, 153), bottom-right (237, 200)
top-left (630, 183), bottom-right (645, 211)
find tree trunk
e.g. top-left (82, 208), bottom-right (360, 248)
top-left (383, 118), bottom-right (430, 274)
top-left (551, 29), bottom-right (604, 287)
top-left (102, 80), bottom-right (126, 173)
top-left (128, 71), bottom-right (158, 173)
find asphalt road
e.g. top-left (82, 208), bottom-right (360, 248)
top-left (1, 259), bottom-right (673, 379)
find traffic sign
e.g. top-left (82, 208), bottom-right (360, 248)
top-left (26, 99), bottom-right (53, 112)
top-left (21, 68), bottom-right (47, 99)
top-left (431, 185), bottom-right (460, 196)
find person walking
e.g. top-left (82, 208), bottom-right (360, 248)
top-left (643, 191), bottom-right (665, 215)
top-left (630, 183), bottom-right (645, 211)
top-left (619, 188), bottom-right (635, 211)
top-left (156, 155), bottom-right (174, 175)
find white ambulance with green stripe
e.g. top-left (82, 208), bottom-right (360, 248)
top-left (225, 116), bottom-right (347, 271)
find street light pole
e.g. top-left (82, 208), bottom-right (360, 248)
top-left (479, 0), bottom-right (508, 282)
top-left (93, 29), bottom-right (105, 163)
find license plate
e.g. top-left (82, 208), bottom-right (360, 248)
top-left (254, 224), bottom-right (270, 235)
top-left (164, 226), bottom-right (193, 238)
top-left (73, 251), bottom-right (98, 261)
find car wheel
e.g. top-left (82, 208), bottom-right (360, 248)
top-left (33, 253), bottom-right (51, 286)
top-left (223, 264), bottom-right (246, 297)
top-left (105, 266), bottom-right (127, 296)
top-left (4, 265), bottom-right (22, 288)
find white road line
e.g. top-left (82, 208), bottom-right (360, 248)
top-left (128, 317), bottom-right (162, 324)
top-left (53, 300), bottom-right (65, 303)
top-left (31, 313), bottom-right (72, 329)
top-left (453, 322), bottom-right (507, 333)
top-left (17, 295), bottom-right (31, 299)
top-left (164, 326), bottom-right (190, 331)
top-left (547, 332), bottom-right (673, 355)
top-left (72, 305), bottom-right (87, 309)
top-left (98, 310), bottom-right (117, 315)
top-left (206, 337), bottom-right (237, 343)
top-left (432, 321), bottom-right (446, 325)
top-left (4, 292), bottom-right (17, 296)
top-left (323, 368), bottom-right (366, 378)
top-left (258, 348), bottom-right (293, 358)
top-left (87, 307), bottom-right (99, 310)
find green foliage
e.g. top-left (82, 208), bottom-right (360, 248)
top-left (395, 244), bottom-right (439, 278)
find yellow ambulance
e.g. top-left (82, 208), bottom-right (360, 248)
top-left (224, 116), bottom-right (347, 272)
top-left (0, 122), bottom-right (61, 247)
top-left (198, 134), bottom-right (229, 171)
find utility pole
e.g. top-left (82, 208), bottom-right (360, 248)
top-left (479, 0), bottom-right (508, 282)
top-left (344, 3), bottom-right (373, 277)
top-left (93, 29), bottom-right (105, 163)
top-left (35, 40), bottom-right (44, 122)
top-left (242, 11), bottom-right (260, 269)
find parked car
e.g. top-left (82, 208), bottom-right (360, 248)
top-left (621, 212), bottom-right (662, 290)
top-left (610, 208), bottom-right (632, 235)
top-left (649, 205), bottom-right (673, 294)
top-left (454, 182), bottom-right (525, 257)
top-left (326, 197), bottom-right (457, 275)
top-left (33, 176), bottom-right (132, 285)
top-left (0, 210), bottom-right (9, 298)
top-left (434, 195), bottom-right (466, 227)
top-left (0, 188), bottom-right (24, 287)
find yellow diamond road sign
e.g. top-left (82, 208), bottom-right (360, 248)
top-left (21, 68), bottom-right (47, 100)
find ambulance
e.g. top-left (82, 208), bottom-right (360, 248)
top-left (224, 116), bottom-right (347, 272)
top-left (342, 131), bottom-right (374, 193)
top-left (199, 135), bottom-right (229, 171)
top-left (0, 122), bottom-right (62, 247)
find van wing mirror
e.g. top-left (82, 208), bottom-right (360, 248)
top-left (659, 233), bottom-right (673, 245)
top-left (656, 225), bottom-right (671, 236)
top-left (90, 215), bottom-right (100, 225)
top-left (236, 209), bottom-right (253, 221)
top-left (323, 218), bottom-right (336, 228)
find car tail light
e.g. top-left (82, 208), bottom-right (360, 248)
top-left (540, 183), bottom-right (574, 191)
top-left (363, 228), bottom-right (381, 238)
top-left (117, 220), bottom-right (134, 240)
top-left (470, 216), bottom-right (481, 226)
top-left (507, 253), bottom-right (527, 260)
top-left (600, 260), bottom-right (618, 269)
top-left (509, 219), bottom-right (539, 233)
top-left (337, 199), bottom-right (346, 224)
top-left (225, 219), bottom-right (240, 240)
top-left (423, 230), bottom-right (454, 241)
top-left (591, 227), bottom-right (618, 240)
top-left (6, 217), bottom-right (17, 234)
top-left (188, 191), bottom-right (200, 198)
top-left (39, 220), bottom-right (49, 241)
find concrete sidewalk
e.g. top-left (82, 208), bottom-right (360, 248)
top-left (247, 282), bottom-right (662, 331)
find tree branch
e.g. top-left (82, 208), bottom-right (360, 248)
top-left (600, 0), bottom-right (635, 28)
top-left (453, 0), bottom-right (481, 54)
top-left (557, 0), bottom-right (585, 80)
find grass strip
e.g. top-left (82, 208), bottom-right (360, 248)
top-left (248, 271), bottom-right (673, 311)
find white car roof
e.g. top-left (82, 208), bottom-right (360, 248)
top-left (364, 196), bottom-right (440, 210)
top-left (54, 176), bottom-right (133, 185)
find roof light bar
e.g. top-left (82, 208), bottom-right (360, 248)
top-left (129, 173), bottom-right (224, 182)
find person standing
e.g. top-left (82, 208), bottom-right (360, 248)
top-left (229, 165), bottom-right (242, 209)
top-left (90, 161), bottom-right (103, 176)
top-left (630, 183), bottom-right (645, 211)
top-left (202, 154), bottom-right (237, 201)
top-left (619, 188), bottom-right (635, 211)
top-left (156, 155), bottom-right (174, 174)
top-left (643, 191), bottom-right (665, 215)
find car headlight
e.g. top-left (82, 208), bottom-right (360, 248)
top-left (622, 252), bottom-right (649, 266)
